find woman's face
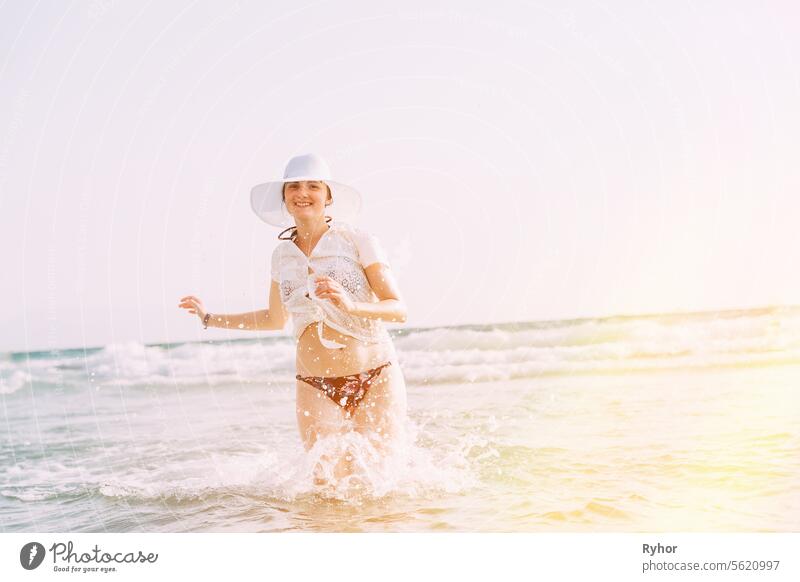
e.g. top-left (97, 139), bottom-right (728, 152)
top-left (283, 180), bottom-right (331, 220)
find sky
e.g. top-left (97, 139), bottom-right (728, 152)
top-left (1, 0), bottom-right (798, 353)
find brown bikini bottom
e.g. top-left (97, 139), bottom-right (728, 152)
top-left (296, 361), bottom-right (392, 415)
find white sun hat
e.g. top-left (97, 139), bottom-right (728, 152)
top-left (250, 153), bottom-right (362, 227)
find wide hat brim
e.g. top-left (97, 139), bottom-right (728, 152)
top-left (250, 176), bottom-right (362, 227)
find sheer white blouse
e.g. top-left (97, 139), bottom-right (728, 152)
top-left (270, 221), bottom-right (393, 349)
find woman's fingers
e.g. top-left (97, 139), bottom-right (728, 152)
top-left (317, 288), bottom-right (342, 301)
top-left (178, 296), bottom-right (204, 316)
top-left (315, 277), bottom-right (342, 293)
top-left (178, 296), bottom-right (203, 305)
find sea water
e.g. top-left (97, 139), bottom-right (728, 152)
top-left (1, 306), bottom-right (799, 532)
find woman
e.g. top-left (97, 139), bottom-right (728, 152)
top-left (178, 153), bottom-right (409, 488)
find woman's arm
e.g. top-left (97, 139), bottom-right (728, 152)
top-left (179, 281), bottom-right (288, 331)
top-left (204, 309), bottom-right (273, 330)
top-left (349, 263), bottom-right (407, 323)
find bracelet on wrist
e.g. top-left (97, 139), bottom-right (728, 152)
top-left (203, 313), bottom-right (211, 329)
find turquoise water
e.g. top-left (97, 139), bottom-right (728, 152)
top-left (2, 306), bottom-right (799, 532)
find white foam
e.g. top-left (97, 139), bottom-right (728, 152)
top-left (0, 369), bottom-right (31, 394)
top-left (49, 419), bottom-right (481, 504)
top-left (4, 306), bottom-right (800, 393)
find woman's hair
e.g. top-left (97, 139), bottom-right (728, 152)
top-left (278, 182), bottom-right (333, 241)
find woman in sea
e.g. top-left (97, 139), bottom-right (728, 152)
top-left (178, 153), bottom-right (409, 490)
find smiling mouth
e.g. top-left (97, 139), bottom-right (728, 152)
top-left (294, 202), bottom-right (312, 207)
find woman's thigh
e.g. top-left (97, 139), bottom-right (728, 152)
top-left (351, 359), bottom-right (408, 450)
top-left (295, 379), bottom-right (347, 451)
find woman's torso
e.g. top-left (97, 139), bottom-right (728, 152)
top-left (296, 322), bottom-right (395, 377)
top-left (272, 221), bottom-right (395, 377)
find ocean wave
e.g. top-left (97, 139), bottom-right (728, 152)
top-left (0, 368), bottom-right (31, 394)
top-left (2, 306), bottom-right (799, 392)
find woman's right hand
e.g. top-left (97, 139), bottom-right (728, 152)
top-left (178, 295), bottom-right (207, 323)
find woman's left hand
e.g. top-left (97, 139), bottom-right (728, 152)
top-left (313, 275), bottom-right (357, 313)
